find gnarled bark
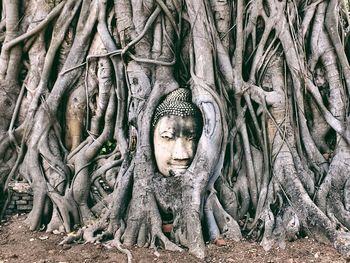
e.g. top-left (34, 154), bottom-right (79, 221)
top-left (1, 0), bottom-right (350, 261)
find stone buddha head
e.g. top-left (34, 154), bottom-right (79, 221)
top-left (152, 88), bottom-right (203, 177)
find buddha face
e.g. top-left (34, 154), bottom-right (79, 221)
top-left (153, 115), bottom-right (201, 177)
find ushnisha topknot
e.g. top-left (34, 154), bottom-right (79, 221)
top-left (152, 88), bottom-right (201, 127)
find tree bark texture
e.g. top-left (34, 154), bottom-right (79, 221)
top-left (1, 0), bottom-right (350, 260)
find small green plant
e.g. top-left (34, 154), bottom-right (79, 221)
top-left (99, 140), bottom-right (116, 155)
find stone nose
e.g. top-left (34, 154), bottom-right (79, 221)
top-left (172, 137), bottom-right (191, 161)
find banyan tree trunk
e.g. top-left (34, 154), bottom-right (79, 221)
top-left (1, 0), bottom-right (350, 260)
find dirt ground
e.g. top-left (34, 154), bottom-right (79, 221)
top-left (0, 214), bottom-right (348, 263)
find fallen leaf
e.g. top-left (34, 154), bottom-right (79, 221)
top-left (214, 239), bottom-right (226, 246)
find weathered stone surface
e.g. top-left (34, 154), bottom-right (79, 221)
top-left (16, 205), bottom-right (33, 211)
top-left (5, 181), bottom-right (33, 215)
top-left (22, 195), bottom-right (33, 201)
top-left (8, 182), bottom-right (32, 193)
top-left (15, 200), bottom-right (28, 205)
